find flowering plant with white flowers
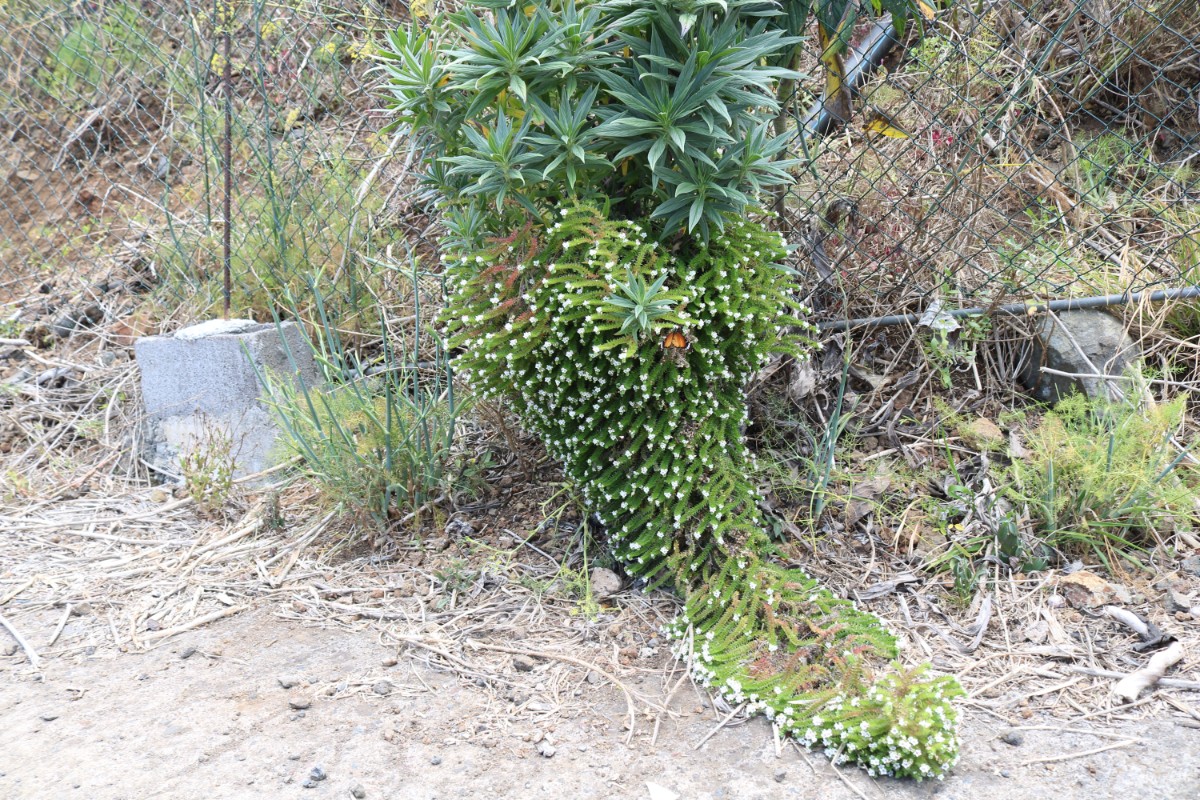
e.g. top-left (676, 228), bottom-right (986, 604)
top-left (441, 205), bottom-right (962, 779)
top-left (383, 0), bottom-right (963, 781)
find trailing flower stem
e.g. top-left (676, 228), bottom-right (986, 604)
top-left (444, 205), bottom-right (962, 779)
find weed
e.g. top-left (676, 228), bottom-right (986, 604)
top-left (179, 420), bottom-right (236, 515)
top-left (1005, 393), bottom-right (1199, 564)
top-left (262, 274), bottom-right (460, 529)
top-left (922, 315), bottom-right (990, 390)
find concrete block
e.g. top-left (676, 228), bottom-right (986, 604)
top-left (135, 319), bottom-right (318, 481)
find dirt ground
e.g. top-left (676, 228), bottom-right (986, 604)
top-left (4, 603), bottom-right (1200, 800)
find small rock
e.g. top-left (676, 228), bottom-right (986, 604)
top-left (1181, 555), bottom-right (1200, 578)
top-left (512, 655), bottom-right (537, 673)
top-left (1164, 589), bottom-right (1192, 614)
top-left (302, 780), bottom-right (317, 789)
top-left (446, 519), bottom-right (475, 539)
top-left (51, 314), bottom-right (79, 338)
top-left (351, 785), bottom-right (367, 799)
top-left (585, 671), bottom-right (601, 686)
top-left (40, 713), bottom-right (59, 722)
top-left (774, 770), bottom-right (787, 783)
top-left (960, 417), bottom-right (1005, 450)
top-left (646, 783), bottom-right (680, 800)
top-left (536, 740), bottom-right (556, 758)
top-left (145, 618), bottom-right (162, 632)
top-left (589, 567), bottom-right (622, 599)
top-left (1059, 571), bottom-right (1122, 609)
top-left (1109, 583), bottom-right (1133, 605)
top-left (381, 657), bottom-right (398, 668)
top-left (278, 676), bottom-right (302, 689)
top-left (1001, 730), bottom-right (1024, 747)
top-left (372, 681), bottom-right (392, 696)
top-left (149, 488), bottom-right (170, 503)
top-left (288, 754), bottom-right (302, 761)
top-left (309, 767), bottom-right (326, 782)
top-left (430, 755), bottom-right (442, 765)
top-left (288, 695), bottom-right (312, 710)
top-left (180, 647), bottom-right (198, 660)
top-left (1001, 769), bottom-right (1012, 778)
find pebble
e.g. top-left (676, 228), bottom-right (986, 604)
top-left (288, 754), bottom-right (302, 761)
top-left (309, 767), bottom-right (326, 782)
top-left (430, 756), bottom-right (443, 765)
top-left (774, 770), bottom-right (787, 783)
top-left (585, 671), bottom-right (601, 686)
top-left (372, 681), bottom-right (392, 696)
top-left (278, 676), bottom-right (302, 689)
top-left (180, 647), bottom-right (198, 660)
top-left (288, 695), bottom-right (312, 710)
top-left (536, 741), bottom-right (556, 758)
top-left (512, 655), bottom-right (537, 673)
top-left (40, 713), bottom-right (59, 722)
top-left (351, 785), bottom-right (367, 799)
top-left (1001, 769), bottom-right (1012, 778)
top-left (1001, 730), bottom-right (1025, 746)
top-left (302, 780), bottom-right (317, 789)
top-left (381, 657), bottom-right (398, 667)
top-left (1164, 589), bottom-right (1192, 614)
top-left (589, 567), bottom-right (622, 599)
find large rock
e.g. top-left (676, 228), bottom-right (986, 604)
top-left (135, 319), bottom-right (319, 482)
top-left (1022, 310), bottom-right (1138, 403)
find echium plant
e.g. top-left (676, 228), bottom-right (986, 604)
top-left (381, 0), bottom-right (961, 780)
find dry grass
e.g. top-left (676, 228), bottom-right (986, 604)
top-left (3, 0), bottom-right (1200, 760)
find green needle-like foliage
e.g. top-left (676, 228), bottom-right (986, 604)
top-left (384, 0), bottom-right (962, 780)
top-left (443, 205), bottom-right (962, 779)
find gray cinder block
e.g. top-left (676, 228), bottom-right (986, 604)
top-left (135, 319), bottom-right (318, 482)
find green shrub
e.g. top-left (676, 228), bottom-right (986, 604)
top-left (36, 2), bottom-right (167, 107)
top-left (263, 295), bottom-right (460, 528)
top-left (1007, 393), bottom-right (1199, 562)
top-left (155, 155), bottom-right (391, 329)
top-left (382, 0), bottom-right (962, 779)
top-left (378, 0), bottom-right (804, 244)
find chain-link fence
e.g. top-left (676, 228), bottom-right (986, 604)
top-left (778, 0), bottom-right (1200, 330)
top-left (2, 1), bottom-right (1198, 341)
top-left (1, 0), bottom-right (429, 343)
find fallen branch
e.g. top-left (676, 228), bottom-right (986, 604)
top-left (1019, 740), bottom-right (1135, 766)
top-left (142, 605), bottom-right (247, 644)
top-left (1102, 605), bottom-right (1149, 638)
top-left (0, 610), bottom-right (41, 669)
top-left (1112, 641), bottom-right (1186, 702)
top-left (694, 702), bottom-right (747, 750)
top-left (46, 604), bottom-right (72, 648)
top-left (1064, 660), bottom-right (1200, 692)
